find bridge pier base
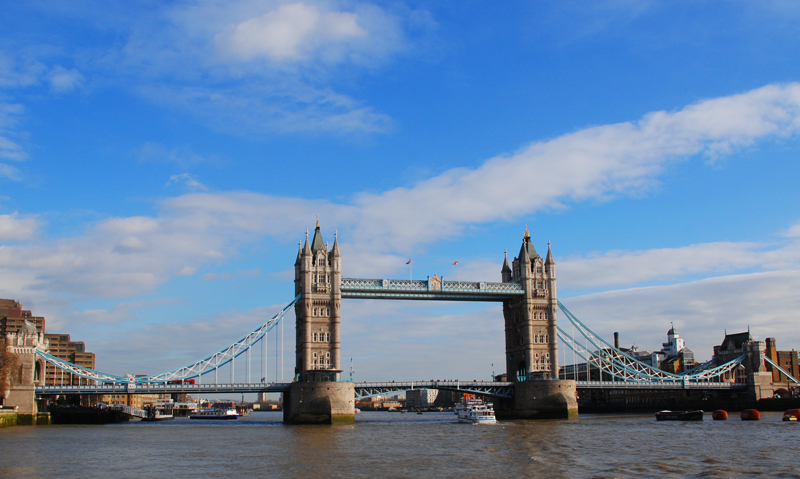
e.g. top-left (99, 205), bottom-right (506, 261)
top-left (496, 380), bottom-right (578, 420)
top-left (283, 381), bottom-right (355, 425)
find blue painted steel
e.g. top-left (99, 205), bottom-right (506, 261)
top-left (341, 277), bottom-right (523, 301)
top-left (353, 380), bottom-right (514, 399)
top-left (557, 300), bottom-right (745, 384)
top-left (36, 294), bottom-right (300, 385)
top-left (764, 356), bottom-right (800, 384)
top-left (37, 383), bottom-right (292, 395)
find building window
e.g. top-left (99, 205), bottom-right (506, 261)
top-left (325, 333), bottom-right (330, 342)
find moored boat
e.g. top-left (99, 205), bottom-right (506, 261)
top-left (655, 410), bottom-right (704, 421)
top-left (783, 409), bottom-right (800, 421)
top-left (189, 408), bottom-right (239, 420)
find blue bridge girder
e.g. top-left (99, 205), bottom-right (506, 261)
top-left (354, 381), bottom-right (515, 399)
top-left (340, 278), bottom-right (524, 301)
top-left (37, 379), bottom-right (748, 397)
top-left (574, 380), bottom-right (748, 390)
top-left (36, 383), bottom-right (292, 395)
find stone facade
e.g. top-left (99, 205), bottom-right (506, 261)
top-left (502, 228), bottom-right (559, 380)
top-left (294, 220), bottom-right (342, 383)
top-left (3, 322), bottom-right (48, 415)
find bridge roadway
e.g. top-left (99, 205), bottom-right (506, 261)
top-left (36, 381), bottom-right (516, 398)
top-left (36, 379), bottom-right (745, 397)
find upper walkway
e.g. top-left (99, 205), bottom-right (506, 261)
top-left (340, 278), bottom-right (524, 301)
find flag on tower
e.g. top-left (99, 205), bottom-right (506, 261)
top-left (406, 259), bottom-right (412, 264)
top-left (453, 260), bottom-right (459, 266)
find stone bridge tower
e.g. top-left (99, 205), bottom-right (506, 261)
top-left (502, 227), bottom-right (558, 381)
top-left (496, 227), bottom-right (576, 419)
top-left (294, 218), bottom-right (342, 382)
top-left (2, 321), bottom-right (48, 416)
top-left (285, 219), bottom-right (354, 424)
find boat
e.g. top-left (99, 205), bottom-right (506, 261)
top-left (655, 410), bottom-right (704, 421)
top-left (783, 409), bottom-right (800, 421)
top-left (454, 398), bottom-right (484, 415)
top-left (457, 403), bottom-right (497, 425)
top-left (189, 408), bottom-right (239, 420)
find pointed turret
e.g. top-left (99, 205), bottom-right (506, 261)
top-left (295, 241), bottom-right (302, 266)
top-left (501, 249), bottom-right (512, 282)
top-left (302, 229), bottom-right (311, 255)
top-left (518, 225), bottom-right (539, 262)
top-left (545, 240), bottom-right (555, 265)
top-left (332, 230), bottom-right (341, 258)
top-left (311, 216), bottom-right (324, 255)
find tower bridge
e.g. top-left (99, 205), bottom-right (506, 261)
top-left (6, 221), bottom-right (784, 423)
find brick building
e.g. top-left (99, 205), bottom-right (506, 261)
top-left (0, 299), bottom-right (95, 385)
top-left (766, 337), bottom-right (800, 385)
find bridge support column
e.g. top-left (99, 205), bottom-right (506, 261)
top-left (496, 380), bottom-right (578, 420)
top-left (283, 381), bottom-right (355, 425)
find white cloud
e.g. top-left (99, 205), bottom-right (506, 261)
top-left (46, 65), bottom-right (84, 92)
top-left (215, 3), bottom-right (367, 62)
top-left (344, 83), bottom-right (800, 253)
top-left (0, 102), bottom-right (27, 168)
top-left (781, 220), bottom-right (800, 238)
top-left (0, 52), bottom-right (46, 89)
top-left (113, 236), bottom-right (148, 254)
top-left (0, 212), bottom-right (40, 241)
top-left (166, 173), bottom-right (208, 191)
top-left (559, 241), bottom-right (781, 289)
top-left (1, 83), bottom-right (800, 314)
top-left (102, 0), bottom-right (411, 135)
top-left (561, 270), bottom-right (800, 363)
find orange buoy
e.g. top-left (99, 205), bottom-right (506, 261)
top-left (782, 409), bottom-right (800, 421)
top-left (711, 410), bottom-right (728, 420)
top-left (741, 409), bottom-right (761, 421)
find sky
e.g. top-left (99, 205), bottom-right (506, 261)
top-left (3, 0), bottom-right (800, 383)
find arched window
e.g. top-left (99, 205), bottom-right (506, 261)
top-left (517, 362), bottom-right (527, 381)
top-left (313, 333), bottom-right (317, 342)
top-left (325, 333), bottom-right (330, 342)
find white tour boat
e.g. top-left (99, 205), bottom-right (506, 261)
top-left (457, 403), bottom-right (497, 425)
top-left (189, 408), bottom-right (239, 420)
top-left (454, 398), bottom-right (484, 416)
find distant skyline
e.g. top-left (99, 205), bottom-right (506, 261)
top-left (2, 1), bottom-right (800, 381)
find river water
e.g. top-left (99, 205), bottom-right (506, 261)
top-left (2, 410), bottom-right (799, 478)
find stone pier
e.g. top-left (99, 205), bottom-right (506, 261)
top-left (496, 379), bottom-right (579, 419)
top-left (283, 381), bottom-right (355, 425)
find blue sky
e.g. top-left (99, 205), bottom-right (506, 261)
top-left (3, 1), bottom-right (800, 382)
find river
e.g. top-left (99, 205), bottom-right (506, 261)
top-left (1, 410), bottom-right (799, 478)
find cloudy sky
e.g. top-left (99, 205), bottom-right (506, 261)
top-left (3, 1), bottom-right (800, 383)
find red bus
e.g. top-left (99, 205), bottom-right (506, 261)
top-left (167, 379), bottom-right (195, 385)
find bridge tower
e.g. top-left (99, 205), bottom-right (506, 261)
top-left (498, 228), bottom-right (577, 419)
top-left (502, 227), bottom-right (558, 380)
top-left (294, 219), bottom-right (342, 382)
top-left (284, 219), bottom-right (355, 424)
